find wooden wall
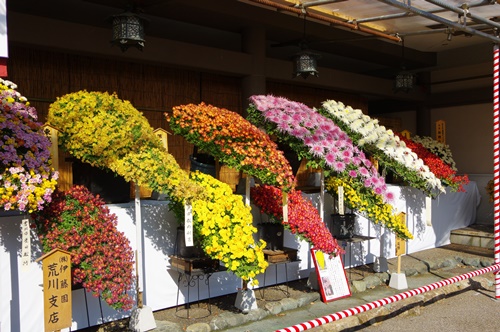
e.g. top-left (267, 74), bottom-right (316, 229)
top-left (8, 45), bottom-right (368, 195)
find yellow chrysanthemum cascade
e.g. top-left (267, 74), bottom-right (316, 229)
top-left (325, 176), bottom-right (413, 240)
top-left (183, 171), bottom-right (268, 286)
top-left (48, 90), bottom-right (204, 201)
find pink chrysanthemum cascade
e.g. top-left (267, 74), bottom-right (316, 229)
top-left (247, 94), bottom-right (391, 203)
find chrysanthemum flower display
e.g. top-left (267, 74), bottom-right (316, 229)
top-left (167, 102), bottom-right (296, 192)
top-left (320, 100), bottom-right (444, 196)
top-left (395, 133), bottom-right (469, 192)
top-left (31, 185), bottom-right (135, 311)
top-left (169, 171), bottom-right (268, 286)
top-left (325, 177), bottom-right (413, 239)
top-left (250, 185), bottom-right (344, 256)
top-left (411, 135), bottom-right (457, 171)
top-left (247, 95), bottom-right (391, 203)
top-left (48, 90), bottom-right (204, 202)
top-left (0, 79), bottom-right (58, 212)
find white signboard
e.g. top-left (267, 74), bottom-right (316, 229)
top-left (311, 249), bottom-right (351, 302)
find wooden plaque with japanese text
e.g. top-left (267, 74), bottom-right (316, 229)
top-left (37, 249), bottom-right (72, 332)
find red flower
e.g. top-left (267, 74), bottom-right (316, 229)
top-left (31, 185), bottom-right (135, 311)
top-left (396, 133), bottom-right (469, 192)
top-left (251, 185), bottom-right (343, 255)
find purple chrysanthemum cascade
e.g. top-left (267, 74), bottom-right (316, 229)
top-left (248, 94), bottom-right (391, 202)
top-left (0, 79), bottom-right (58, 212)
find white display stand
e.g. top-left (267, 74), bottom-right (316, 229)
top-left (0, 181), bottom-right (480, 331)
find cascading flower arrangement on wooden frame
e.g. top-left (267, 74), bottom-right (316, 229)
top-left (32, 185), bottom-right (135, 311)
top-left (247, 95), bottom-right (390, 201)
top-left (0, 79), bottom-right (58, 213)
top-left (403, 134), bottom-right (469, 192)
top-left (250, 184), bottom-right (344, 255)
top-left (167, 102), bottom-right (296, 192)
top-left (48, 90), bottom-right (204, 202)
top-left (169, 171), bottom-right (269, 286)
top-left (325, 177), bottom-right (413, 239)
top-left (319, 99), bottom-right (445, 196)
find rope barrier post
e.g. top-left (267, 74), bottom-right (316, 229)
top-left (494, 43), bottom-right (500, 299)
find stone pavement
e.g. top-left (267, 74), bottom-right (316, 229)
top-left (148, 243), bottom-right (497, 332)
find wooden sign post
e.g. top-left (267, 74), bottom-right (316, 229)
top-left (395, 236), bottom-right (407, 273)
top-left (36, 249), bottom-right (72, 332)
top-left (389, 212), bottom-right (408, 290)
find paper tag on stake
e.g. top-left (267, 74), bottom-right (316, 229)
top-left (21, 218), bottom-right (31, 271)
top-left (338, 186), bottom-right (344, 215)
top-left (184, 203), bottom-right (194, 247)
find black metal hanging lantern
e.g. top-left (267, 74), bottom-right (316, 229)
top-left (394, 69), bottom-right (416, 93)
top-left (394, 38), bottom-right (415, 93)
top-left (292, 50), bottom-right (319, 79)
top-left (110, 11), bottom-right (147, 52)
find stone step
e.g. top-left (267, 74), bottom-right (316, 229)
top-left (450, 224), bottom-right (495, 249)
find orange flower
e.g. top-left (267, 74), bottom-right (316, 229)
top-left (168, 102), bottom-right (296, 192)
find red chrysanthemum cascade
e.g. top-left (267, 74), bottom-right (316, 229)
top-left (396, 133), bottom-right (469, 192)
top-left (251, 185), bottom-right (343, 256)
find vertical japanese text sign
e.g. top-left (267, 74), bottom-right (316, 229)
top-left (36, 249), bottom-right (72, 332)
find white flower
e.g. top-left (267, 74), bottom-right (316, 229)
top-left (350, 119), bottom-right (364, 131)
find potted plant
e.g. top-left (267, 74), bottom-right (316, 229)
top-left (167, 102), bottom-right (296, 192)
top-left (0, 78), bottom-right (58, 213)
top-left (247, 95), bottom-right (390, 203)
top-left (31, 185), bottom-right (136, 311)
top-left (325, 176), bottom-right (413, 240)
top-left (396, 133), bottom-right (469, 192)
top-left (169, 171), bottom-right (269, 286)
top-left (319, 99), bottom-right (445, 196)
top-left (48, 90), bottom-right (204, 203)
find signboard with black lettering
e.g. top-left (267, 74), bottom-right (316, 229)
top-left (37, 249), bottom-right (72, 332)
top-left (311, 249), bottom-right (351, 302)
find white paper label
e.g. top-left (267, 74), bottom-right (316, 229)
top-left (245, 177), bottom-right (250, 206)
top-left (184, 203), bottom-right (194, 247)
top-left (320, 172), bottom-right (325, 223)
top-left (282, 192), bottom-right (288, 223)
top-left (425, 196), bottom-right (432, 226)
top-left (338, 186), bottom-right (344, 215)
top-left (21, 218), bottom-right (30, 271)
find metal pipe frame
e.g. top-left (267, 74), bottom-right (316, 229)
top-left (377, 0), bottom-right (500, 43)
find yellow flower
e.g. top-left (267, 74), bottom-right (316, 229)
top-left (175, 171), bottom-right (268, 283)
top-left (325, 176), bottom-right (413, 240)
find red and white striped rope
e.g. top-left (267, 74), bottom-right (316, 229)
top-left (276, 263), bottom-right (500, 332)
top-left (494, 44), bottom-right (500, 299)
